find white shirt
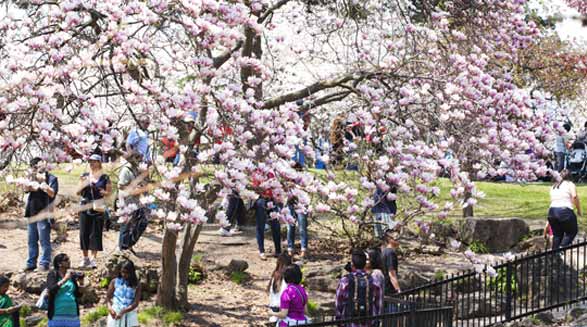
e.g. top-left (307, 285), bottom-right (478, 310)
top-left (550, 181), bottom-right (576, 209)
top-left (269, 278), bottom-right (287, 307)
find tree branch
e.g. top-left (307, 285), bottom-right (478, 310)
top-left (261, 72), bottom-right (369, 109)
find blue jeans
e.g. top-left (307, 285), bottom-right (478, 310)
top-left (548, 207), bottom-right (578, 250)
top-left (255, 198), bottom-right (281, 254)
top-left (27, 219), bottom-right (52, 269)
top-left (287, 206), bottom-right (308, 251)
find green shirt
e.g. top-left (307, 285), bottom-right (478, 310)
top-left (54, 280), bottom-right (78, 317)
top-left (0, 294), bottom-right (14, 327)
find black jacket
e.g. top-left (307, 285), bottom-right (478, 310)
top-left (46, 270), bottom-right (81, 320)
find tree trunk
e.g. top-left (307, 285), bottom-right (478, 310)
top-left (157, 228), bottom-right (178, 309)
top-left (463, 191), bottom-right (474, 218)
top-left (175, 223), bottom-right (203, 309)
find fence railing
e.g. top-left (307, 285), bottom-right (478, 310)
top-left (281, 298), bottom-right (453, 327)
top-left (395, 238), bottom-right (587, 327)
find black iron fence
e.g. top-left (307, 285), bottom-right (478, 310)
top-left (281, 298), bottom-right (453, 327)
top-left (395, 238), bottom-right (587, 327)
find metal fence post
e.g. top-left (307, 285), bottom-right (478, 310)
top-left (505, 262), bottom-right (513, 321)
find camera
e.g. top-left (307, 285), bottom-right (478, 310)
top-left (71, 272), bottom-right (84, 280)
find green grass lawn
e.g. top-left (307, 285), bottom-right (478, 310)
top-left (432, 179), bottom-right (587, 221)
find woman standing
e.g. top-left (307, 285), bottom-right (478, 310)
top-left (548, 169), bottom-right (582, 250)
top-left (107, 261), bottom-right (141, 327)
top-left (47, 254), bottom-right (83, 327)
top-left (76, 154), bottom-right (111, 268)
top-left (269, 264), bottom-right (310, 326)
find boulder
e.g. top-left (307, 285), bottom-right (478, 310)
top-left (305, 276), bottom-right (339, 293)
top-left (514, 236), bottom-right (547, 253)
top-left (399, 270), bottom-right (430, 291)
top-left (568, 306), bottom-right (587, 321)
top-left (455, 295), bottom-right (504, 319)
top-left (459, 218), bottom-right (529, 253)
top-left (79, 285), bottom-right (99, 305)
top-left (429, 222), bottom-right (458, 244)
top-left (533, 311), bottom-right (556, 324)
top-left (226, 260), bottom-right (249, 274)
top-left (572, 313), bottom-right (587, 327)
top-left (25, 314), bottom-right (45, 326)
top-left (12, 272), bottom-right (47, 295)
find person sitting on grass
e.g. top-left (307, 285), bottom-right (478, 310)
top-left (269, 264), bottom-right (310, 326)
top-left (107, 260), bottom-right (141, 327)
top-left (0, 276), bottom-right (20, 327)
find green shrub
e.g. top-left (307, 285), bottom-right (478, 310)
top-left (81, 306), bottom-right (109, 326)
top-left (163, 311), bottom-right (183, 325)
top-left (230, 271), bottom-right (249, 284)
top-left (306, 300), bottom-right (320, 317)
top-left (37, 317), bottom-right (48, 327)
top-left (188, 268), bottom-right (204, 284)
top-left (434, 270), bottom-right (446, 281)
top-left (19, 304), bottom-right (32, 317)
top-left (138, 306), bottom-right (183, 326)
top-left (99, 277), bottom-right (111, 289)
top-left (485, 267), bottom-right (518, 293)
top-left (20, 318), bottom-right (26, 327)
top-left (469, 240), bottom-right (489, 254)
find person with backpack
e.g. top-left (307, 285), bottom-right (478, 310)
top-left (268, 254), bottom-right (292, 323)
top-left (76, 154), bottom-right (112, 268)
top-left (117, 153), bottom-right (149, 252)
top-left (0, 276), bottom-right (20, 327)
top-left (269, 264), bottom-right (310, 326)
top-left (335, 249), bottom-right (383, 326)
top-left (23, 157), bottom-right (59, 272)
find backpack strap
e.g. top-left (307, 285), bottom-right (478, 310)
top-left (292, 285), bottom-right (307, 307)
top-left (366, 274), bottom-right (373, 316)
top-left (345, 273), bottom-right (355, 318)
top-left (354, 274), bottom-right (360, 315)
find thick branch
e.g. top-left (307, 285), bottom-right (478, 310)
top-left (258, 0), bottom-right (291, 23)
top-left (261, 72), bottom-right (368, 109)
top-left (213, 40), bottom-right (243, 69)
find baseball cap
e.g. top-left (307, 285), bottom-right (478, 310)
top-left (88, 154), bottom-right (102, 162)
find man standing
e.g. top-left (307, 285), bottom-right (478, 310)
top-left (126, 117), bottom-right (151, 164)
top-left (117, 153), bottom-right (148, 252)
top-left (382, 230), bottom-right (401, 296)
top-left (372, 186), bottom-right (397, 239)
top-left (335, 249), bottom-right (383, 326)
top-left (554, 123), bottom-right (571, 172)
top-left (24, 157), bottom-right (58, 272)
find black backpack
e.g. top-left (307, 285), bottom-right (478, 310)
top-left (345, 272), bottom-right (373, 317)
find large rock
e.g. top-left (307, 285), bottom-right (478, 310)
top-left (79, 285), bottom-right (99, 305)
top-left (305, 276), bottom-right (339, 293)
top-left (12, 272), bottom-right (47, 295)
top-left (514, 236), bottom-right (548, 253)
top-left (459, 218), bottom-right (530, 253)
top-left (455, 295), bottom-right (504, 319)
top-left (226, 260), bottom-right (249, 274)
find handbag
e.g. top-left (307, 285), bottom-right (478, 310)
top-left (36, 288), bottom-right (49, 310)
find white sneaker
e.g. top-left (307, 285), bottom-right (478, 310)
top-left (218, 228), bottom-right (231, 237)
top-left (79, 257), bottom-right (90, 268)
top-left (229, 227), bottom-right (243, 235)
top-left (89, 258), bottom-right (97, 269)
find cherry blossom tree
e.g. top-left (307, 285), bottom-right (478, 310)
top-left (0, 0), bottom-right (565, 310)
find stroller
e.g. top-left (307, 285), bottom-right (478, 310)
top-left (566, 141), bottom-right (587, 182)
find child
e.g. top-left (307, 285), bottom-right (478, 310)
top-left (0, 276), bottom-right (20, 327)
top-left (107, 261), bottom-right (142, 327)
top-left (269, 264), bottom-right (310, 326)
